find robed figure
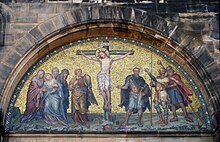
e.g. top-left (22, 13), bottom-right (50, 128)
top-left (43, 73), bottom-right (67, 125)
top-left (56, 69), bottom-right (70, 119)
top-left (166, 66), bottom-right (193, 122)
top-left (118, 68), bottom-right (151, 127)
top-left (21, 70), bottom-right (45, 123)
top-left (69, 69), bottom-right (98, 128)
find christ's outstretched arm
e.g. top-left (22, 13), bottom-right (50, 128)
top-left (77, 50), bottom-right (99, 61)
top-left (112, 49), bottom-right (134, 62)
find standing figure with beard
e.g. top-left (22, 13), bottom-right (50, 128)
top-left (145, 67), bottom-right (169, 127)
top-left (166, 66), bottom-right (193, 122)
top-left (69, 69), bottom-right (98, 128)
top-left (78, 43), bottom-right (134, 122)
top-left (118, 67), bottom-right (151, 127)
top-left (56, 69), bottom-right (70, 120)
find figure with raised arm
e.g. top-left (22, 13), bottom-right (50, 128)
top-left (145, 65), bottom-right (170, 127)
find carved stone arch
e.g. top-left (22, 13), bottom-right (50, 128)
top-left (0, 5), bottom-right (219, 136)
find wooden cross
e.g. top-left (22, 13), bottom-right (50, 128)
top-left (76, 50), bottom-right (134, 55)
top-left (76, 41), bottom-right (134, 56)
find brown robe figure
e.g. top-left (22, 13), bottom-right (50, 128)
top-left (69, 69), bottom-right (98, 128)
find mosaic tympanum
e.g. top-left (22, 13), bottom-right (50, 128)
top-left (5, 37), bottom-right (212, 133)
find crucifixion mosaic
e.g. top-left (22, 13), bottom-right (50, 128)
top-left (5, 37), bottom-right (212, 132)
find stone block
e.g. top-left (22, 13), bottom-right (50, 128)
top-left (205, 62), bottom-right (220, 79)
top-left (52, 15), bottom-right (68, 30)
top-left (147, 14), bottom-right (167, 33)
top-left (170, 29), bottom-right (182, 43)
top-left (133, 9), bottom-right (146, 24)
top-left (157, 13), bottom-right (180, 22)
top-left (14, 37), bottom-right (32, 55)
top-left (0, 81), bottom-right (4, 96)
top-left (195, 48), bottom-right (214, 67)
top-left (99, 6), bottom-right (113, 20)
top-left (55, 3), bottom-right (74, 13)
top-left (14, 14), bottom-right (38, 23)
top-left (9, 4), bottom-right (29, 14)
top-left (38, 20), bottom-right (57, 37)
top-left (161, 21), bottom-right (176, 37)
top-left (4, 50), bottom-right (21, 68)
top-left (0, 64), bottom-right (12, 80)
top-left (0, 46), bottom-right (10, 54)
top-left (3, 33), bottom-right (15, 46)
top-left (29, 26), bottom-right (44, 42)
top-left (11, 23), bottom-right (37, 32)
top-left (68, 9), bottom-right (83, 25)
top-left (210, 95), bottom-right (220, 110)
top-left (120, 7), bottom-right (132, 22)
top-left (90, 6), bottom-right (100, 21)
top-left (213, 77), bottom-right (220, 91)
top-left (203, 41), bottom-right (215, 52)
top-left (179, 21), bottom-right (211, 32)
top-left (79, 7), bottom-right (91, 23)
top-left (15, 32), bottom-right (25, 40)
top-left (111, 7), bottom-right (123, 21)
top-left (37, 13), bottom-right (58, 23)
top-left (211, 53), bottom-right (220, 62)
top-left (24, 32), bottom-right (39, 45)
top-left (29, 3), bottom-right (56, 14)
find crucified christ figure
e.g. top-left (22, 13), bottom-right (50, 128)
top-left (78, 48), bottom-right (134, 121)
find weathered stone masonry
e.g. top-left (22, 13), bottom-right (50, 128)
top-left (0, 1), bottom-right (219, 141)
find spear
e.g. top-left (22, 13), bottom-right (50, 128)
top-left (150, 53), bottom-right (153, 126)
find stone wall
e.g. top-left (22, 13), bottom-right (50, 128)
top-left (0, 1), bottom-right (219, 142)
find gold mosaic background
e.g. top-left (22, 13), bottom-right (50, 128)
top-left (15, 41), bottom-right (201, 114)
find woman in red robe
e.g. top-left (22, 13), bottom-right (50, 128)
top-left (21, 70), bottom-right (45, 123)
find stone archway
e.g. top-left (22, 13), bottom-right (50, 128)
top-left (0, 5), bottom-right (219, 141)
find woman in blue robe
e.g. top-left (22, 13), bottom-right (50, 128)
top-left (56, 69), bottom-right (70, 119)
top-left (43, 73), bottom-right (67, 125)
